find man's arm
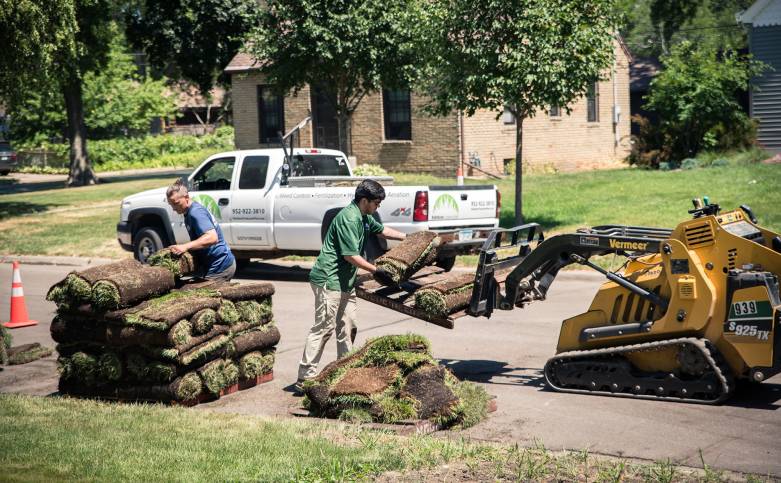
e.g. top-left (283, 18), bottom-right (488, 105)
top-left (343, 254), bottom-right (377, 273)
top-left (377, 226), bottom-right (406, 241)
top-left (170, 229), bottom-right (218, 255)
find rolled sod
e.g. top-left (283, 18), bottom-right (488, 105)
top-left (47, 259), bottom-right (143, 308)
top-left (401, 364), bottom-right (458, 419)
top-left (6, 343), bottom-right (53, 365)
top-left (90, 264), bottom-right (175, 311)
top-left (217, 300), bottom-right (240, 325)
top-left (147, 249), bottom-right (197, 277)
top-left (198, 359), bottom-right (227, 395)
top-left (59, 371), bottom-right (203, 402)
top-left (235, 300), bottom-right (272, 325)
top-left (375, 231), bottom-right (441, 284)
top-left (1, 325), bottom-right (11, 365)
top-left (238, 351), bottom-right (275, 379)
top-left (168, 320), bottom-right (193, 347)
top-left (50, 316), bottom-right (169, 347)
top-left (190, 308), bottom-right (216, 335)
top-left (123, 292), bottom-right (222, 331)
top-left (414, 272), bottom-right (475, 317)
top-left (97, 351), bottom-right (123, 381)
top-left (223, 359), bottom-right (239, 387)
top-left (229, 326), bottom-right (281, 357)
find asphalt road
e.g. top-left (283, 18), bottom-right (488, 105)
top-left (1, 260), bottom-right (780, 476)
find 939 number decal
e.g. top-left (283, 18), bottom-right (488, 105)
top-left (732, 301), bottom-right (757, 316)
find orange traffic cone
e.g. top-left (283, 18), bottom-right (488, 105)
top-left (3, 261), bottom-right (37, 329)
top-left (456, 164), bottom-right (464, 186)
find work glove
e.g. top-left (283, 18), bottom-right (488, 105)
top-left (373, 267), bottom-right (397, 287)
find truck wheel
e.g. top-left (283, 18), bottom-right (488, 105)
top-left (435, 255), bottom-right (457, 272)
top-left (0, 170), bottom-right (9, 176)
top-left (134, 227), bottom-right (165, 263)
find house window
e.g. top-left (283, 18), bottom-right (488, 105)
top-left (502, 106), bottom-right (516, 124)
top-left (257, 86), bottom-right (284, 144)
top-left (550, 105), bottom-right (561, 118)
top-left (382, 89), bottom-right (412, 140)
top-left (586, 82), bottom-right (599, 122)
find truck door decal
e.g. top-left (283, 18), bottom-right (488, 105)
top-left (432, 193), bottom-right (459, 216)
top-left (192, 194), bottom-right (222, 220)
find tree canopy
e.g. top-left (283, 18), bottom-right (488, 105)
top-left (420, 0), bottom-right (616, 223)
top-left (125, 0), bottom-right (261, 95)
top-left (247, 0), bottom-right (422, 154)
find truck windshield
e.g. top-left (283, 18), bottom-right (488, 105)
top-left (290, 154), bottom-right (350, 177)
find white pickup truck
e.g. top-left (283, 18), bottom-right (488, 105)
top-left (116, 147), bottom-right (500, 271)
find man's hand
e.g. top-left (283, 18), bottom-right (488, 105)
top-left (373, 267), bottom-right (397, 287)
top-left (169, 244), bottom-right (189, 255)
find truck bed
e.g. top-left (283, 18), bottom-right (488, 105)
top-left (355, 266), bottom-right (510, 329)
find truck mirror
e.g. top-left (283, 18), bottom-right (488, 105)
top-left (281, 163), bottom-right (290, 186)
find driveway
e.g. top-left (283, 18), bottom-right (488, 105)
top-left (1, 260), bottom-right (779, 476)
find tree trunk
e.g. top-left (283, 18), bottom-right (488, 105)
top-left (337, 110), bottom-right (352, 156)
top-left (63, 73), bottom-right (97, 187)
top-left (514, 115), bottom-right (525, 225)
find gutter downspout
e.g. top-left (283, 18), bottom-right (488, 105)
top-left (612, 49), bottom-right (620, 152)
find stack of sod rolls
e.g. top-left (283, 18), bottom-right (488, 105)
top-left (374, 231), bottom-right (441, 284)
top-left (48, 264), bottom-right (279, 404)
top-left (302, 334), bottom-right (491, 429)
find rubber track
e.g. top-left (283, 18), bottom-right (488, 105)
top-left (544, 337), bottom-right (734, 404)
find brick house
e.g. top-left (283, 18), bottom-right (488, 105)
top-left (225, 39), bottom-right (632, 177)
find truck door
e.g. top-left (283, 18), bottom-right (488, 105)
top-left (230, 154), bottom-right (272, 247)
top-left (188, 156), bottom-right (236, 241)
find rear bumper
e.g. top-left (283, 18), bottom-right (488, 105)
top-left (432, 228), bottom-right (497, 256)
top-left (116, 221), bottom-right (133, 251)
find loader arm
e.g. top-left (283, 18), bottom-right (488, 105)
top-left (468, 224), bottom-right (673, 318)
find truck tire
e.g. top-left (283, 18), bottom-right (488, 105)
top-left (0, 170), bottom-right (9, 176)
top-left (435, 255), bottom-right (457, 272)
top-left (134, 227), bottom-right (165, 263)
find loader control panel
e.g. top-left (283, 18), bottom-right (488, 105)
top-left (719, 210), bottom-right (763, 242)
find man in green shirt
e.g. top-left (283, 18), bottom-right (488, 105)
top-left (297, 180), bottom-right (406, 383)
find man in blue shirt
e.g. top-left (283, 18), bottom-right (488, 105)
top-left (166, 179), bottom-right (236, 281)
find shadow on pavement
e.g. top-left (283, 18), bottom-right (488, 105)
top-left (236, 261), bottom-right (311, 283)
top-left (439, 358), bottom-right (546, 388)
top-left (725, 380), bottom-right (781, 410)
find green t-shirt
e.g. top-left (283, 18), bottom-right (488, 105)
top-left (309, 201), bottom-right (384, 292)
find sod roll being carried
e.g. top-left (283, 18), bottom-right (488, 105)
top-left (302, 334), bottom-right (491, 428)
top-left (148, 249), bottom-right (198, 278)
top-left (414, 272), bottom-right (475, 317)
top-left (375, 231), bottom-right (441, 284)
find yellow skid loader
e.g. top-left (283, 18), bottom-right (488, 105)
top-left (468, 201), bottom-right (781, 403)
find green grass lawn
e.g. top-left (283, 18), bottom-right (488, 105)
top-left (1, 162), bottom-right (779, 258)
top-left (0, 394), bottom-right (746, 481)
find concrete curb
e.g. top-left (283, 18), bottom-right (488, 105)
top-left (0, 255), bottom-right (606, 281)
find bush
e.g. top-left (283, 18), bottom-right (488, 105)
top-left (680, 158), bottom-right (699, 170)
top-left (352, 163), bottom-right (388, 176)
top-left (17, 127), bottom-right (234, 171)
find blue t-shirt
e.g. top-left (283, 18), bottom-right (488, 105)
top-left (184, 201), bottom-right (235, 275)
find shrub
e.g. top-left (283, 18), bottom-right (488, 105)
top-left (680, 158), bottom-right (699, 170)
top-left (352, 163), bottom-right (388, 176)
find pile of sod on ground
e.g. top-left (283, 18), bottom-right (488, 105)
top-left (302, 334), bottom-right (491, 429)
top-left (147, 249), bottom-right (199, 278)
top-left (47, 261), bottom-right (280, 403)
top-left (0, 323), bottom-right (53, 367)
top-left (375, 231), bottom-right (441, 284)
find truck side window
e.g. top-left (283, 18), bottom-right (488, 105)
top-left (239, 155), bottom-right (270, 189)
top-left (191, 157), bottom-right (235, 191)
top-left (290, 154), bottom-right (350, 177)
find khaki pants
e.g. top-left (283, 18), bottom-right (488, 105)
top-left (297, 283), bottom-right (357, 381)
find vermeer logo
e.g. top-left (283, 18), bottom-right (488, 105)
top-left (192, 194), bottom-right (222, 220)
top-left (609, 239), bottom-right (648, 251)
